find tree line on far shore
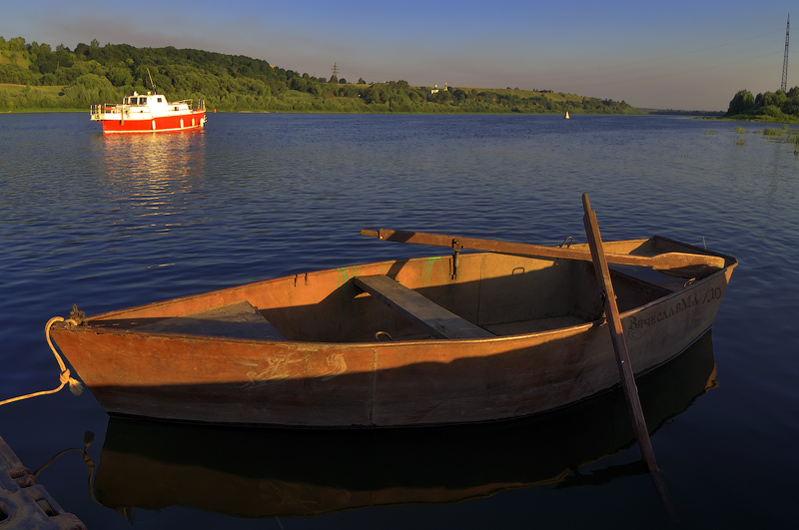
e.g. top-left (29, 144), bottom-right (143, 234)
top-left (0, 36), bottom-right (643, 115)
top-left (725, 87), bottom-right (799, 122)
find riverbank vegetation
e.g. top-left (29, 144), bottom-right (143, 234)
top-left (731, 123), bottom-right (799, 153)
top-left (0, 36), bottom-right (643, 115)
top-left (723, 88), bottom-right (799, 123)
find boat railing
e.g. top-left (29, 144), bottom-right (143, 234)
top-left (90, 103), bottom-right (129, 121)
top-left (91, 99), bottom-right (204, 116)
top-left (91, 103), bottom-right (124, 115)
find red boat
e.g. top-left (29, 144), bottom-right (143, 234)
top-left (90, 91), bottom-right (206, 134)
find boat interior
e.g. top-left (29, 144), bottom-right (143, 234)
top-left (87, 237), bottom-right (729, 344)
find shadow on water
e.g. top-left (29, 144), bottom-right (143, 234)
top-left (67, 332), bottom-right (719, 522)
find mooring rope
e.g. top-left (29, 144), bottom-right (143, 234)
top-left (0, 317), bottom-right (84, 407)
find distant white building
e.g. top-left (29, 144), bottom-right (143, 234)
top-left (430, 83), bottom-right (448, 94)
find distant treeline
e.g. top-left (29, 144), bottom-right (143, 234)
top-left (724, 87), bottom-right (799, 122)
top-left (0, 36), bottom-right (643, 114)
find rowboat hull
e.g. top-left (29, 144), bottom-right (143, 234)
top-left (50, 236), bottom-right (736, 427)
top-left (92, 332), bottom-right (718, 518)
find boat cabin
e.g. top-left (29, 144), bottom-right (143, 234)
top-left (124, 92), bottom-right (166, 106)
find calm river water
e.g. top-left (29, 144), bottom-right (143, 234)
top-left (1, 112), bottom-right (797, 529)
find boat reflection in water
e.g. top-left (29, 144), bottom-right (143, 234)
top-left (96, 129), bottom-right (206, 186)
top-left (93, 332), bottom-right (717, 520)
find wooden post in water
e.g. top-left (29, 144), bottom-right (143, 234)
top-left (581, 193), bottom-right (678, 520)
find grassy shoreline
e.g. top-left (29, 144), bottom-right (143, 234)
top-left (713, 114), bottom-right (799, 125)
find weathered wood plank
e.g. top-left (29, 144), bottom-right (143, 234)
top-left (582, 193), bottom-right (677, 519)
top-left (1, 435), bottom-right (87, 529)
top-left (361, 228), bottom-right (726, 270)
top-left (354, 275), bottom-right (494, 339)
top-left (137, 301), bottom-right (285, 341)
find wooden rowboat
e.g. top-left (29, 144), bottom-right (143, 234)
top-left (49, 229), bottom-right (736, 427)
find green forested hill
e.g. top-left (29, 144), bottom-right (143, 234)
top-left (0, 36), bottom-right (643, 114)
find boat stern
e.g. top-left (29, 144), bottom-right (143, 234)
top-left (90, 103), bottom-right (123, 123)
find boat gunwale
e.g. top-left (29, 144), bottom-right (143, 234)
top-left (54, 269), bottom-right (727, 348)
top-left (77, 235), bottom-right (735, 320)
top-left (54, 235), bottom-right (736, 347)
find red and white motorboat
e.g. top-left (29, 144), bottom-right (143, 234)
top-left (90, 91), bottom-right (207, 134)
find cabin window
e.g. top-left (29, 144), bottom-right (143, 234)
top-left (157, 97), bottom-right (163, 103)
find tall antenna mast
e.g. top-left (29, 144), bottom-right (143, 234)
top-left (330, 62), bottom-right (339, 84)
top-left (781, 14), bottom-right (790, 92)
top-left (147, 68), bottom-right (156, 93)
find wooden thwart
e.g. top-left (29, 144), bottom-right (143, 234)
top-left (361, 228), bottom-right (725, 271)
top-left (354, 275), bottom-right (494, 339)
top-left (137, 301), bottom-right (285, 341)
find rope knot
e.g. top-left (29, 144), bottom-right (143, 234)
top-left (1, 315), bottom-right (87, 407)
top-left (60, 369), bottom-right (84, 396)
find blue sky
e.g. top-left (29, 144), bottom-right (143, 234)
top-left (1, 1), bottom-right (795, 110)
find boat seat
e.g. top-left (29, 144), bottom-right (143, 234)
top-left (136, 301), bottom-right (285, 341)
top-left (353, 275), bottom-right (494, 340)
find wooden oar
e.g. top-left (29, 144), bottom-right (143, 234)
top-left (360, 228), bottom-right (725, 271)
top-left (582, 193), bottom-right (678, 520)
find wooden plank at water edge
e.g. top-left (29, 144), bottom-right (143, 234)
top-left (0, 435), bottom-right (87, 529)
top-left (354, 275), bottom-right (494, 339)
